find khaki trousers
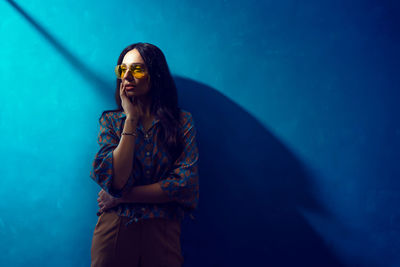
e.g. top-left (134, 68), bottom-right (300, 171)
top-left (91, 210), bottom-right (184, 267)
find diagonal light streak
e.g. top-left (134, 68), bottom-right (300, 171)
top-left (6, 0), bottom-right (112, 96)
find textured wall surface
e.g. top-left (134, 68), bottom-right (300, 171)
top-left (1, 0), bottom-right (399, 266)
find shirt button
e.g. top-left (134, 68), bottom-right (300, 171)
top-left (146, 170), bottom-right (150, 174)
top-left (145, 134), bottom-right (149, 139)
top-left (146, 152), bottom-right (151, 156)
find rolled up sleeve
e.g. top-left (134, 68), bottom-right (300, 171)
top-left (158, 113), bottom-right (200, 210)
top-left (89, 113), bottom-right (131, 198)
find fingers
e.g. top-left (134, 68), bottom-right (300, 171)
top-left (120, 83), bottom-right (130, 102)
top-left (98, 191), bottom-right (107, 202)
top-left (120, 83), bottom-right (127, 99)
top-left (97, 190), bottom-right (109, 214)
top-left (97, 193), bottom-right (118, 214)
top-left (98, 189), bottom-right (104, 197)
top-left (98, 199), bottom-right (112, 213)
top-left (98, 207), bottom-right (104, 214)
top-left (119, 82), bottom-right (124, 95)
top-left (97, 192), bottom-right (104, 204)
top-left (97, 198), bottom-right (105, 210)
top-left (97, 197), bottom-right (104, 209)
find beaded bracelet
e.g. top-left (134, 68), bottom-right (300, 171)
top-left (122, 131), bottom-right (137, 137)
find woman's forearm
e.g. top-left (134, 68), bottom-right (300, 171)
top-left (112, 117), bottom-right (138, 190)
top-left (120, 182), bottom-right (172, 204)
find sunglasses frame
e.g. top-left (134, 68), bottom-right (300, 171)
top-left (115, 64), bottom-right (149, 80)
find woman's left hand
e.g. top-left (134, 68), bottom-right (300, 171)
top-left (97, 189), bottom-right (121, 213)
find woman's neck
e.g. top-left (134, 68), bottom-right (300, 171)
top-left (132, 94), bottom-right (152, 117)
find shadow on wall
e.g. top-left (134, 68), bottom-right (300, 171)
top-left (175, 77), bottom-right (343, 267)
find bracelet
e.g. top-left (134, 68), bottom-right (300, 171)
top-left (122, 131), bottom-right (137, 137)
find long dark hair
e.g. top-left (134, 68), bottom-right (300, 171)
top-left (101, 42), bottom-right (184, 161)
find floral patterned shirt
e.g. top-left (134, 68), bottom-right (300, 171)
top-left (90, 109), bottom-right (199, 226)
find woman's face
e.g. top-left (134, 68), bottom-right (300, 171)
top-left (120, 48), bottom-right (151, 97)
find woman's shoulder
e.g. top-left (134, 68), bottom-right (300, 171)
top-left (179, 108), bottom-right (192, 119)
top-left (179, 109), bottom-right (196, 129)
top-left (99, 109), bottom-right (125, 125)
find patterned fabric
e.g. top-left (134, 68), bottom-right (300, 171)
top-left (90, 109), bottom-right (199, 226)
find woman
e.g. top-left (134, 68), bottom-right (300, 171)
top-left (89, 42), bottom-right (199, 267)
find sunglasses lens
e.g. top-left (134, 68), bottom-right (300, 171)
top-left (133, 72), bottom-right (145, 79)
top-left (132, 65), bottom-right (146, 79)
top-left (115, 65), bottom-right (147, 79)
top-left (115, 65), bottom-right (127, 79)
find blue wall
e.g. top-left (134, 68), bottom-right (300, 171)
top-left (1, 0), bottom-right (399, 266)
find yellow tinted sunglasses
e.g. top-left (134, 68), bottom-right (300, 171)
top-left (115, 64), bottom-right (148, 79)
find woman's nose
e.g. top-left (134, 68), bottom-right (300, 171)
top-left (123, 69), bottom-right (133, 80)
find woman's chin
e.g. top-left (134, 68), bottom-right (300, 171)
top-left (126, 90), bottom-right (137, 95)
top-left (126, 88), bottom-right (149, 97)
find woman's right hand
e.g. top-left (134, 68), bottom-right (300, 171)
top-left (119, 82), bottom-right (143, 122)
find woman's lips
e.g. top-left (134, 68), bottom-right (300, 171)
top-left (125, 85), bottom-right (136, 90)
